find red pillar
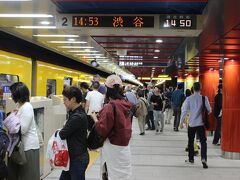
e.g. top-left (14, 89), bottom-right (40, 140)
top-left (199, 70), bottom-right (219, 131)
top-left (222, 60), bottom-right (240, 156)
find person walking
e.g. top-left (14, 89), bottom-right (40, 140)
top-left (180, 82), bottom-right (211, 169)
top-left (171, 84), bottom-right (185, 131)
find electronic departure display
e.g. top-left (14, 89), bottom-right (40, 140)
top-left (160, 15), bottom-right (197, 29)
top-left (61, 16), bottom-right (154, 28)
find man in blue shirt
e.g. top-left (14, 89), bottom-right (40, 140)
top-left (171, 84), bottom-right (185, 131)
top-left (180, 82), bottom-right (211, 169)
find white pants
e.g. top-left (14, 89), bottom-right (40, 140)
top-left (153, 110), bottom-right (164, 131)
top-left (100, 139), bottom-right (132, 180)
top-left (165, 108), bottom-right (173, 124)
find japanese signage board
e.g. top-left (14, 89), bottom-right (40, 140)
top-left (58, 15), bottom-right (154, 28)
top-left (118, 61), bottom-right (168, 67)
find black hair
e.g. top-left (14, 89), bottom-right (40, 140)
top-left (185, 89), bottom-right (192, 97)
top-left (177, 83), bottom-right (183, 89)
top-left (10, 82), bottom-right (30, 104)
top-left (137, 90), bottom-right (145, 98)
top-left (80, 82), bottom-right (89, 90)
top-left (62, 86), bottom-right (82, 103)
top-left (193, 82), bottom-right (201, 92)
top-left (106, 84), bottom-right (124, 100)
top-left (92, 81), bottom-right (100, 90)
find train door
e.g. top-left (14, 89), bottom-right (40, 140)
top-left (46, 79), bottom-right (56, 98)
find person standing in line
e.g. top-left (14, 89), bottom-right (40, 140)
top-left (213, 84), bottom-right (222, 145)
top-left (90, 74), bottom-right (132, 180)
top-left (7, 82), bottom-right (40, 180)
top-left (150, 87), bottom-right (166, 133)
top-left (59, 86), bottom-right (89, 180)
top-left (92, 74), bottom-right (107, 95)
top-left (79, 82), bottom-right (89, 110)
top-left (180, 82), bottom-right (211, 169)
top-left (135, 90), bottom-right (148, 135)
top-left (85, 81), bottom-right (104, 130)
top-left (171, 84), bottom-right (185, 131)
top-left (124, 85), bottom-right (138, 122)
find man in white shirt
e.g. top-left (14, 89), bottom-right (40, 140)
top-left (85, 81), bottom-right (104, 115)
top-left (180, 82), bottom-right (211, 169)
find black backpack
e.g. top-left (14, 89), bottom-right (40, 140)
top-left (0, 128), bottom-right (9, 179)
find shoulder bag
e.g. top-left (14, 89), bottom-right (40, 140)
top-left (202, 96), bottom-right (210, 129)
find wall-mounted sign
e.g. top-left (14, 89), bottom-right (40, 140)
top-left (59, 15), bottom-right (154, 28)
top-left (160, 15), bottom-right (197, 29)
top-left (118, 61), bottom-right (167, 67)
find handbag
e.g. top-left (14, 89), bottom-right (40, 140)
top-left (87, 103), bottom-right (116, 150)
top-left (10, 129), bottom-right (27, 165)
top-left (202, 96), bottom-right (210, 129)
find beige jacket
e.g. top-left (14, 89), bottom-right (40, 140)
top-left (135, 97), bottom-right (148, 117)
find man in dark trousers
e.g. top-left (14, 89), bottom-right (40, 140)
top-left (180, 82), bottom-right (211, 169)
top-left (171, 84), bottom-right (185, 131)
top-left (213, 84), bottom-right (222, 145)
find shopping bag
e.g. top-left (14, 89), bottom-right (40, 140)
top-left (47, 131), bottom-right (69, 171)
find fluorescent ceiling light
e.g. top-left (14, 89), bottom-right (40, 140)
top-left (68, 38), bottom-right (75, 41)
top-left (154, 50), bottom-right (160, 52)
top-left (40, 21), bottom-right (50, 25)
top-left (16, 26), bottom-right (56, 29)
top-left (0, 14), bottom-right (53, 18)
top-left (0, 0), bottom-right (31, 1)
top-left (48, 41), bottom-right (87, 44)
top-left (154, 56), bottom-right (158, 59)
top-left (68, 50), bottom-right (99, 53)
top-left (156, 39), bottom-right (163, 43)
top-left (33, 34), bottom-right (79, 37)
top-left (58, 46), bottom-right (94, 49)
top-left (75, 54), bottom-right (102, 56)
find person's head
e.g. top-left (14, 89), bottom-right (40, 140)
top-left (93, 74), bottom-right (101, 82)
top-left (147, 84), bottom-right (152, 91)
top-left (185, 89), bottom-right (192, 97)
top-left (177, 83), bottom-right (183, 90)
top-left (80, 82), bottom-right (89, 93)
top-left (124, 85), bottom-right (132, 92)
top-left (154, 86), bottom-right (160, 94)
top-left (218, 84), bottom-right (223, 94)
top-left (62, 86), bottom-right (82, 110)
top-left (137, 90), bottom-right (145, 98)
top-left (10, 82), bottom-right (30, 104)
top-left (105, 74), bottom-right (124, 100)
top-left (92, 81), bottom-right (100, 90)
top-left (193, 82), bottom-right (201, 92)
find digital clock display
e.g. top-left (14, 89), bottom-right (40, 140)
top-left (71, 16), bottom-right (154, 28)
top-left (160, 15), bottom-right (197, 29)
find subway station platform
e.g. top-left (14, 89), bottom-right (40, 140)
top-left (44, 119), bottom-right (240, 180)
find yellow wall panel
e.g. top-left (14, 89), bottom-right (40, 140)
top-left (36, 61), bottom-right (92, 96)
top-left (0, 50), bottom-right (32, 91)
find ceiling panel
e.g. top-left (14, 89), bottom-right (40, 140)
top-left (52, 0), bottom-right (208, 14)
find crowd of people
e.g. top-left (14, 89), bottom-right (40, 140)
top-left (0, 74), bottom-right (223, 179)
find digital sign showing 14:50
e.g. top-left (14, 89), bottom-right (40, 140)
top-left (72, 16), bottom-right (154, 28)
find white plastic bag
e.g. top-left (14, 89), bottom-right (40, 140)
top-left (47, 131), bottom-right (70, 171)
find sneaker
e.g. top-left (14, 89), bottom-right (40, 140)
top-left (160, 129), bottom-right (163, 132)
top-left (185, 159), bottom-right (194, 164)
top-left (139, 132), bottom-right (145, 135)
top-left (202, 160), bottom-right (208, 169)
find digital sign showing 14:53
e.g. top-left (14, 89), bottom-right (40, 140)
top-left (71, 16), bottom-right (154, 28)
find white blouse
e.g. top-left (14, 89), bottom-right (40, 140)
top-left (17, 102), bottom-right (39, 151)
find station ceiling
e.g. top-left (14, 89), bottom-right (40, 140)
top-left (0, 0), bottom-right (210, 84)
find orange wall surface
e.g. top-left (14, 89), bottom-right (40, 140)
top-left (222, 60), bottom-right (240, 152)
top-left (200, 70), bottom-right (219, 131)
